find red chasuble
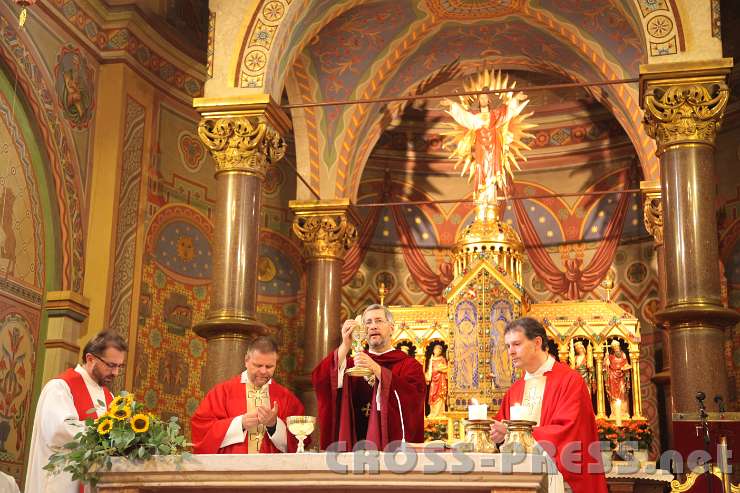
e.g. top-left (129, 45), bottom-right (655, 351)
top-left (496, 361), bottom-right (608, 493)
top-left (57, 368), bottom-right (113, 420)
top-left (191, 376), bottom-right (304, 454)
top-left (312, 349), bottom-right (425, 451)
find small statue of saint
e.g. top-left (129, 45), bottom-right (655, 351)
top-left (425, 343), bottom-right (448, 418)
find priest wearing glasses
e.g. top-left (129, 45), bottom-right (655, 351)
top-left (25, 330), bottom-right (127, 493)
top-left (313, 304), bottom-right (426, 451)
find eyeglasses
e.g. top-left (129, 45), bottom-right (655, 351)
top-left (93, 354), bottom-right (125, 371)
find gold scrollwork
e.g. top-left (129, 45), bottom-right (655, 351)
top-left (292, 214), bottom-right (357, 259)
top-left (643, 81), bottom-right (729, 154)
top-left (197, 116), bottom-right (286, 177)
top-left (643, 195), bottom-right (663, 246)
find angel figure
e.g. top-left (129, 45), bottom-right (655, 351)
top-left (442, 69), bottom-right (535, 203)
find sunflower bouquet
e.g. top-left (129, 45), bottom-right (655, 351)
top-left (44, 391), bottom-right (190, 486)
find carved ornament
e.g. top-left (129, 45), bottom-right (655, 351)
top-left (292, 213), bottom-right (357, 260)
top-left (198, 116), bottom-right (286, 177)
top-left (643, 80), bottom-right (729, 154)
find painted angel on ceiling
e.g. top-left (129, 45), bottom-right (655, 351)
top-left (442, 69), bottom-right (535, 204)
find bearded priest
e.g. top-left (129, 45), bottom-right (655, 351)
top-left (191, 336), bottom-right (304, 454)
top-left (25, 330), bottom-right (127, 493)
top-left (490, 317), bottom-right (608, 493)
top-left (313, 304), bottom-right (425, 451)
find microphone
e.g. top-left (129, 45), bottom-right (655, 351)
top-left (393, 390), bottom-right (406, 451)
top-left (714, 395), bottom-right (725, 413)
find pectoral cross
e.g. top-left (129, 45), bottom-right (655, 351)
top-left (362, 402), bottom-right (372, 417)
top-left (247, 388), bottom-right (267, 406)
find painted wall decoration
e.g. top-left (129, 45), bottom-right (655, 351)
top-left (134, 205), bottom-right (213, 434)
top-left (54, 46), bottom-right (95, 129)
top-left (0, 302), bottom-right (40, 481)
top-left (0, 94), bottom-right (44, 288)
top-left (109, 97), bottom-right (145, 337)
top-left (0, 13), bottom-right (85, 292)
top-left (178, 131), bottom-right (206, 173)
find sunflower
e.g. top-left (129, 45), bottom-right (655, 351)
top-left (110, 405), bottom-right (132, 420)
top-left (97, 418), bottom-right (113, 435)
top-left (110, 394), bottom-right (133, 409)
top-left (130, 413), bottom-right (150, 433)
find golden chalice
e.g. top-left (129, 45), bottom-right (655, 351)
top-left (287, 415), bottom-right (316, 453)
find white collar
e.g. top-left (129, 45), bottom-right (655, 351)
top-left (524, 355), bottom-right (555, 380)
top-left (240, 370), bottom-right (271, 388)
top-left (368, 347), bottom-right (395, 356)
top-left (75, 364), bottom-right (103, 391)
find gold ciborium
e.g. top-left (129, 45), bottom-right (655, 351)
top-left (345, 316), bottom-right (373, 378)
top-left (287, 415), bottom-right (316, 453)
top-left (464, 419), bottom-right (498, 453)
top-left (500, 420), bottom-right (537, 454)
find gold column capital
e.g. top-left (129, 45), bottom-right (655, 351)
top-left (194, 95), bottom-right (290, 177)
top-left (640, 179), bottom-right (663, 247)
top-left (289, 199), bottom-right (358, 260)
top-left (640, 59), bottom-right (733, 155)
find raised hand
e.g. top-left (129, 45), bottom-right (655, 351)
top-left (337, 319), bottom-right (357, 362)
top-left (257, 400), bottom-right (279, 427)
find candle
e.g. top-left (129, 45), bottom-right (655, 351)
top-left (510, 403), bottom-right (525, 421)
top-left (468, 399), bottom-right (488, 420)
top-left (718, 437), bottom-right (729, 473)
top-left (615, 399), bottom-right (622, 427)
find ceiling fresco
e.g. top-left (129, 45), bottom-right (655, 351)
top-left (282, 0), bottom-right (660, 201)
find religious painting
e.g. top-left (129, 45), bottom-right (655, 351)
top-left (452, 300), bottom-right (478, 390)
top-left (158, 351), bottom-right (188, 396)
top-left (54, 46), bottom-right (95, 128)
top-left (489, 299), bottom-right (514, 389)
top-left (0, 314), bottom-right (34, 467)
top-left (163, 292), bottom-right (193, 335)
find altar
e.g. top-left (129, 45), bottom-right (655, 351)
top-left (93, 453), bottom-right (556, 492)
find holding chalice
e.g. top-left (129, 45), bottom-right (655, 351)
top-left (345, 315), bottom-right (374, 378)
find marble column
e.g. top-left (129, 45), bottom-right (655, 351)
top-left (289, 199), bottom-right (357, 419)
top-left (193, 96), bottom-right (290, 392)
top-left (640, 59), bottom-right (739, 413)
top-left (641, 181), bottom-right (673, 446)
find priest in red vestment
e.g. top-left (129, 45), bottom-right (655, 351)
top-left (490, 317), bottom-right (608, 493)
top-left (313, 304), bottom-right (426, 451)
top-left (191, 336), bottom-right (304, 454)
top-left (26, 330), bottom-right (127, 493)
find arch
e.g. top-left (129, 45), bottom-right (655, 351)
top-left (0, 10), bottom-right (85, 292)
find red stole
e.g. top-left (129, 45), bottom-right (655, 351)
top-left (496, 361), bottom-right (608, 493)
top-left (57, 368), bottom-right (113, 421)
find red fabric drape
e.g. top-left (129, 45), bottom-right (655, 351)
top-left (390, 205), bottom-right (453, 297)
top-left (341, 205), bottom-right (382, 285)
top-left (513, 192), bottom-right (629, 299)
